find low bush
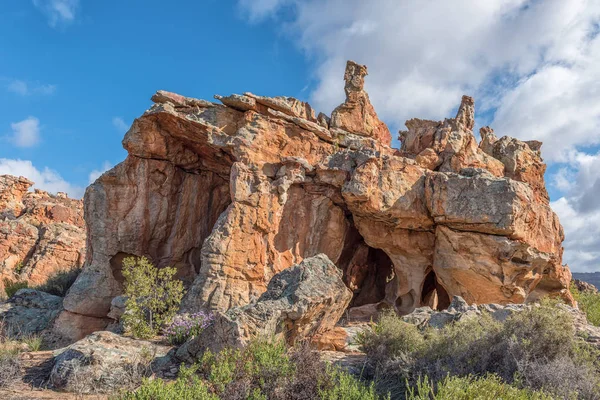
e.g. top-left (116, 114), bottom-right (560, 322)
top-left (34, 267), bottom-right (81, 297)
top-left (362, 301), bottom-right (600, 399)
top-left (117, 339), bottom-right (382, 400)
top-left (571, 283), bottom-right (600, 326)
top-left (121, 256), bottom-right (184, 339)
top-left (163, 312), bottom-right (214, 345)
top-left (406, 375), bottom-right (553, 400)
top-left (2, 278), bottom-right (28, 299)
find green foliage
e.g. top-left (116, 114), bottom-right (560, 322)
top-left (406, 375), bottom-right (555, 400)
top-left (121, 256), bottom-right (184, 339)
top-left (22, 334), bottom-right (43, 352)
top-left (358, 310), bottom-right (424, 363)
top-left (113, 375), bottom-right (218, 400)
top-left (571, 283), bottom-right (600, 326)
top-left (118, 338), bottom-right (382, 400)
top-left (361, 301), bottom-right (600, 399)
top-left (320, 366), bottom-right (383, 400)
top-left (34, 267), bottom-right (81, 297)
top-left (199, 338), bottom-right (295, 398)
top-left (3, 278), bottom-right (28, 299)
top-left (13, 261), bottom-right (24, 275)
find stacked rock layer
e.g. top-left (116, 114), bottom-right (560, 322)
top-left (63, 61), bottom-right (572, 329)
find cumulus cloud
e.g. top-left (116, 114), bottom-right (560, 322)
top-left (239, 0), bottom-right (600, 158)
top-left (10, 117), bottom-right (41, 148)
top-left (0, 158), bottom-right (83, 198)
top-left (33, 0), bottom-right (79, 28)
top-left (88, 161), bottom-right (112, 184)
top-left (112, 117), bottom-right (129, 133)
top-left (7, 79), bottom-right (56, 96)
top-left (238, 0), bottom-right (600, 271)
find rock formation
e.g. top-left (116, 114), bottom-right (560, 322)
top-left (63, 60), bottom-right (572, 335)
top-left (177, 254), bottom-right (351, 360)
top-left (0, 175), bottom-right (85, 294)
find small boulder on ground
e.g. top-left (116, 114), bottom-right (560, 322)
top-left (0, 289), bottom-right (63, 336)
top-left (177, 254), bottom-right (352, 361)
top-left (49, 331), bottom-right (172, 394)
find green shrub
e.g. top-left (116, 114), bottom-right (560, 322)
top-left (362, 301), bottom-right (600, 399)
top-left (320, 366), bottom-right (383, 400)
top-left (3, 278), bottom-right (28, 299)
top-left (121, 257), bottom-right (184, 339)
top-left (200, 338), bottom-right (295, 398)
top-left (571, 283), bottom-right (600, 326)
top-left (114, 372), bottom-right (218, 400)
top-left (406, 375), bottom-right (554, 400)
top-left (34, 267), bottom-right (81, 297)
top-left (117, 338), bottom-right (382, 400)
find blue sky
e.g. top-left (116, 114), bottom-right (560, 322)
top-left (1, 0), bottom-right (599, 271)
top-left (0, 0), bottom-right (312, 193)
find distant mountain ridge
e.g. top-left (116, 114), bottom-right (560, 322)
top-left (573, 272), bottom-right (600, 289)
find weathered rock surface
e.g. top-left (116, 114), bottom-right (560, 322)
top-left (177, 254), bottom-right (352, 360)
top-left (0, 289), bottom-right (62, 336)
top-left (0, 175), bottom-right (85, 293)
top-left (50, 331), bottom-right (171, 393)
top-left (64, 59), bottom-right (572, 337)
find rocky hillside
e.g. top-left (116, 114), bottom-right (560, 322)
top-left (57, 60), bottom-right (572, 339)
top-left (0, 175), bottom-right (85, 295)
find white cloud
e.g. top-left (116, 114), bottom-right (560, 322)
top-left (238, 0), bottom-right (600, 157)
top-left (0, 158), bottom-right (83, 198)
top-left (239, 0), bottom-right (600, 272)
top-left (112, 117), bottom-right (129, 133)
top-left (237, 0), bottom-right (290, 22)
top-left (10, 117), bottom-right (41, 148)
top-left (88, 161), bottom-right (112, 184)
top-left (33, 0), bottom-right (79, 28)
top-left (7, 79), bottom-right (56, 96)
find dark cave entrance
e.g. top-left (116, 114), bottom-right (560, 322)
top-left (420, 269), bottom-right (450, 310)
top-left (337, 225), bottom-right (394, 309)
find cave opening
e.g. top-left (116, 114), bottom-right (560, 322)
top-left (420, 269), bottom-right (450, 310)
top-left (337, 225), bottom-right (394, 310)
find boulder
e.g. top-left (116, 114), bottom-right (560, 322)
top-left (0, 289), bottom-right (62, 336)
top-left (177, 254), bottom-right (352, 361)
top-left (49, 331), bottom-right (171, 393)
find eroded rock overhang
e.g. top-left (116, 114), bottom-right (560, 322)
top-left (63, 60), bottom-right (572, 329)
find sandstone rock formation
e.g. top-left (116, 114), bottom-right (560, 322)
top-left (0, 175), bottom-right (85, 294)
top-left (63, 60), bottom-right (572, 335)
top-left (177, 254), bottom-right (352, 360)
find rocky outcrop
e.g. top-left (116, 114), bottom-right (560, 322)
top-left (177, 254), bottom-right (352, 360)
top-left (63, 60), bottom-right (571, 336)
top-left (0, 176), bottom-right (85, 294)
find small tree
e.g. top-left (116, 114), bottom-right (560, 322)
top-left (121, 256), bottom-right (184, 339)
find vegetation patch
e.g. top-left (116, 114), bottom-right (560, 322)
top-left (115, 339), bottom-right (381, 400)
top-left (359, 300), bottom-right (600, 399)
top-left (121, 256), bottom-right (184, 339)
top-left (2, 278), bottom-right (28, 299)
top-left (34, 267), bottom-right (82, 297)
top-left (571, 283), bottom-right (600, 326)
